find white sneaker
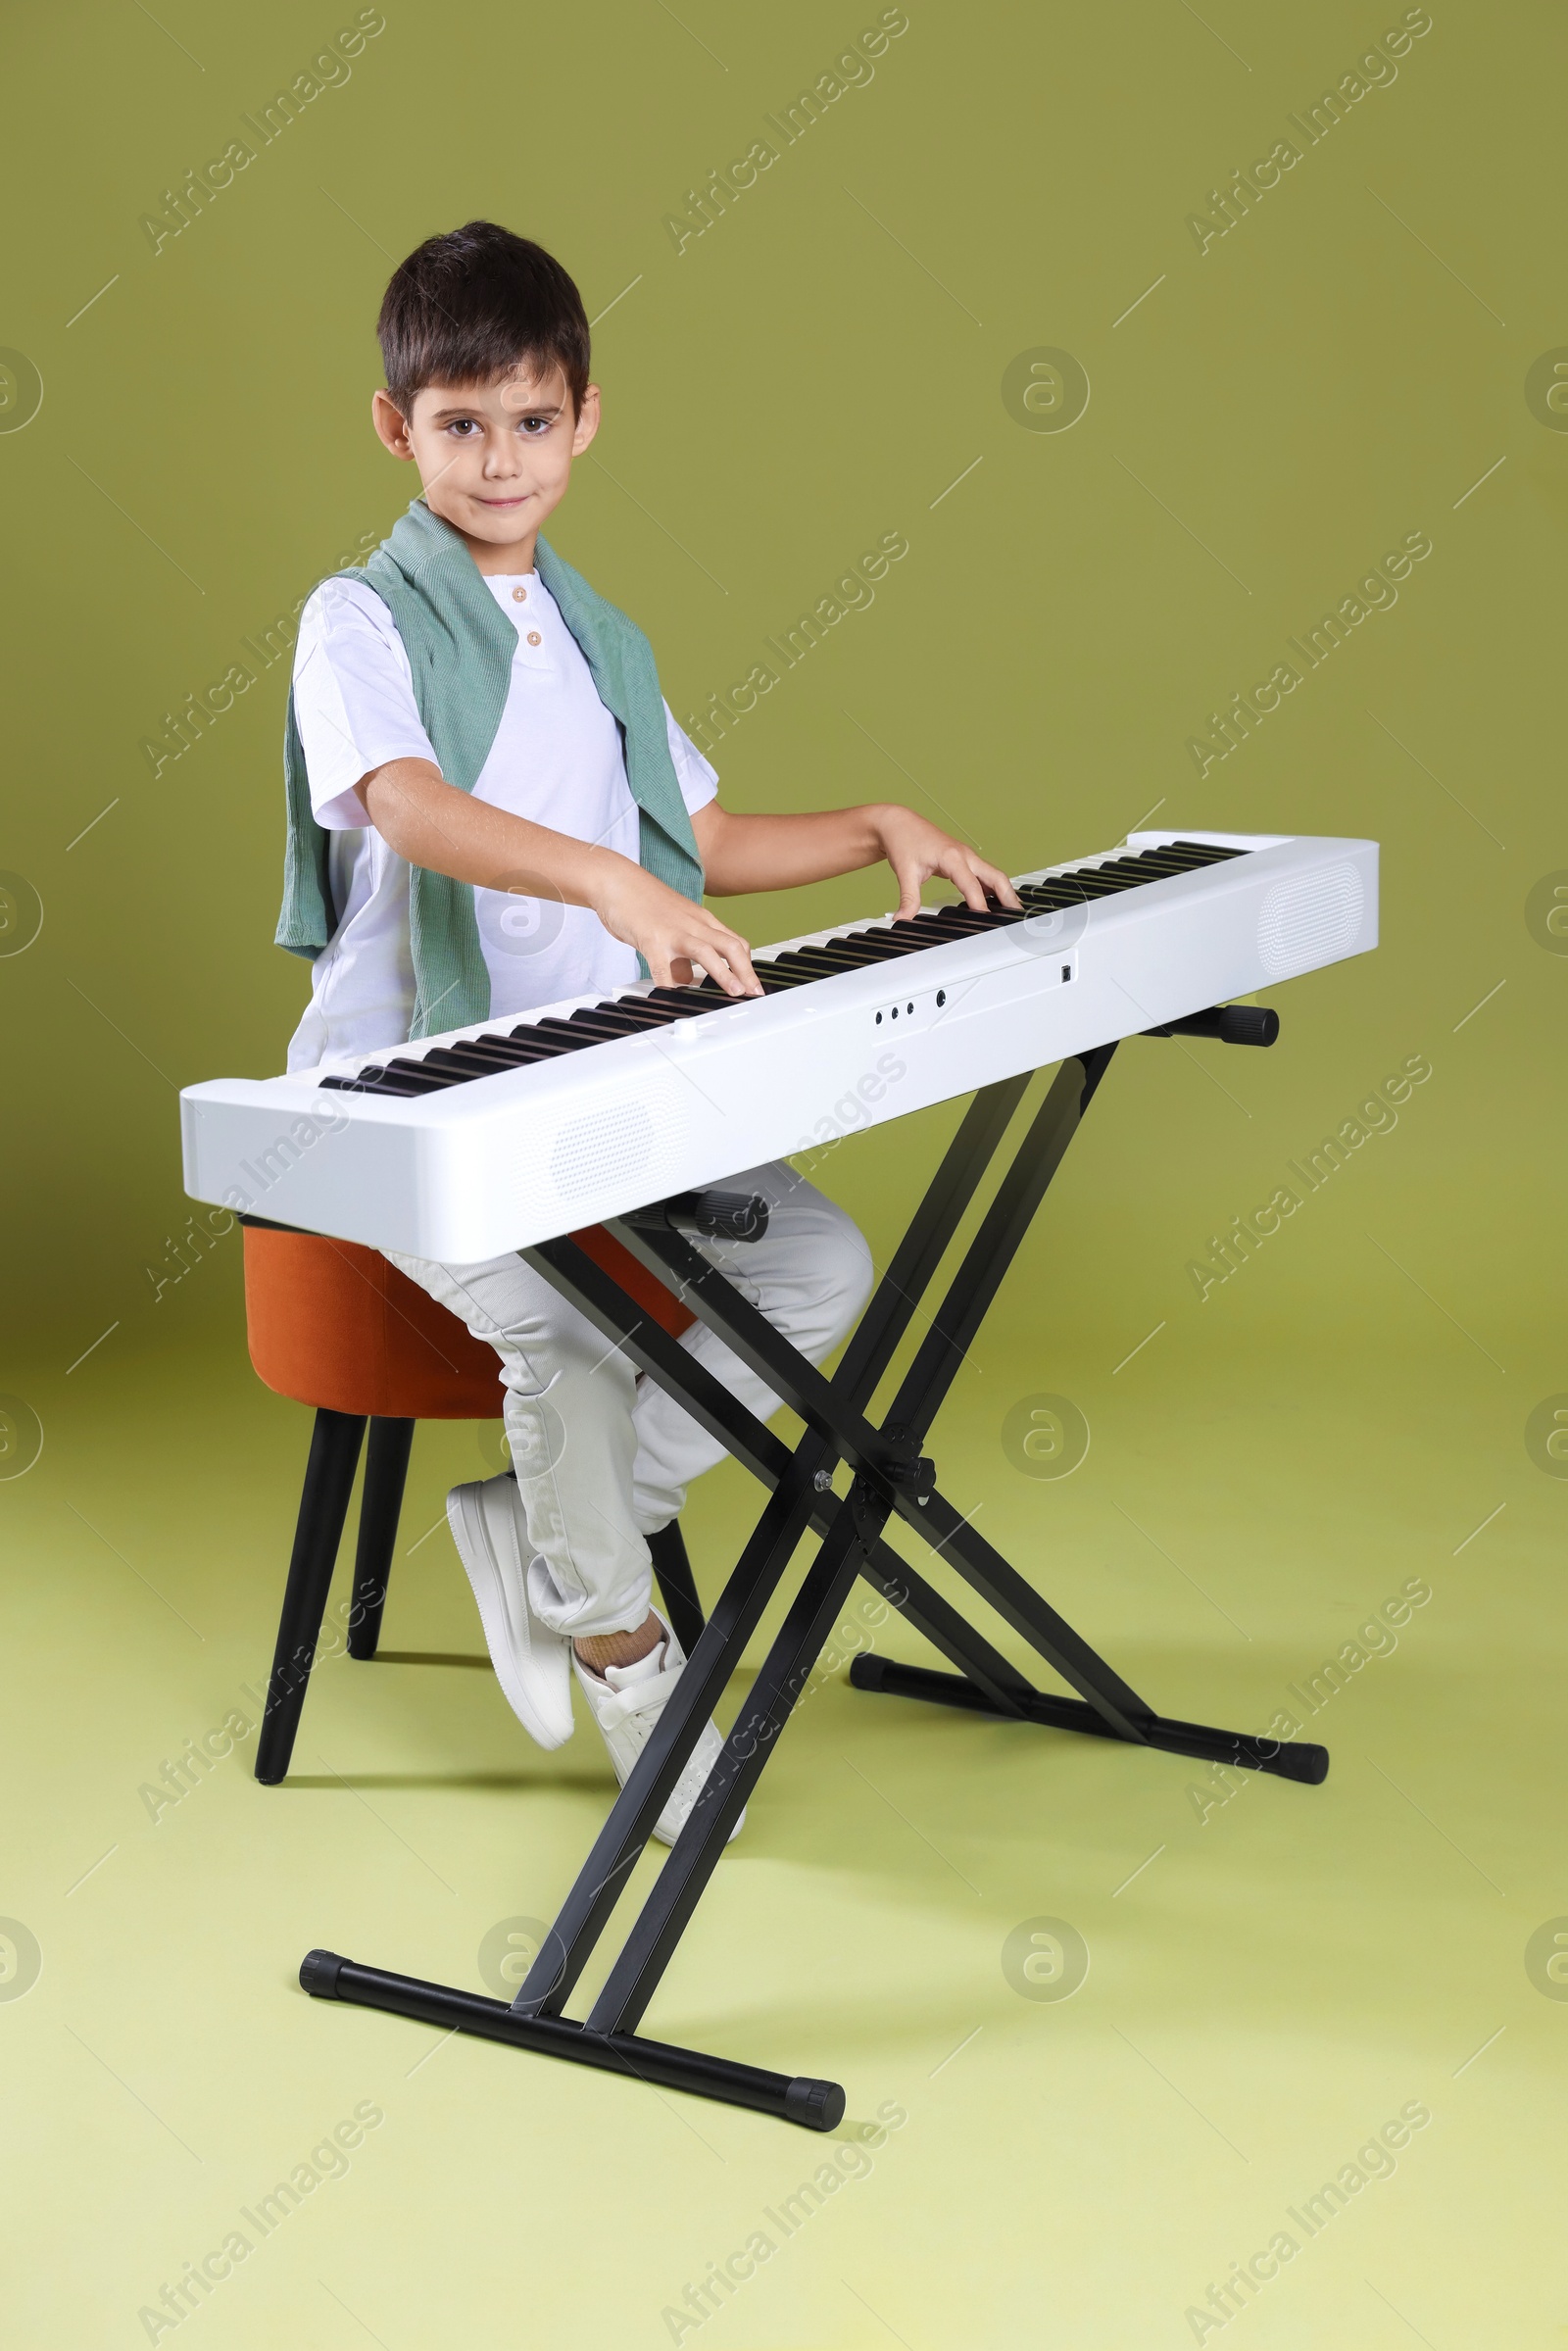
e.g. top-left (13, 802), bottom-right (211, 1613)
top-left (571, 1615), bottom-right (745, 1848)
top-left (446, 1475), bottom-right (574, 1749)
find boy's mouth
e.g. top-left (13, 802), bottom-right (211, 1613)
top-left (477, 493), bottom-right (530, 510)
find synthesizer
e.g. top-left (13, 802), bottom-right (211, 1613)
top-left (181, 830), bottom-right (1378, 1260)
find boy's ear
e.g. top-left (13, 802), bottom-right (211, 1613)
top-left (570, 383), bottom-right (602, 457)
top-left (371, 389), bottom-right (416, 461)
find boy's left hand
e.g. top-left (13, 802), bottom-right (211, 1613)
top-left (875, 808), bottom-right (1022, 920)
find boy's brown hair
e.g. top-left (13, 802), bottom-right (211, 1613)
top-left (376, 220), bottom-right (590, 416)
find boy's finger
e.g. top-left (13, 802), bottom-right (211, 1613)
top-left (718, 951), bottom-right (761, 1000)
top-left (718, 929), bottom-right (762, 995)
top-left (946, 855), bottom-right (988, 911)
top-left (977, 859), bottom-right (1022, 909)
top-left (696, 927), bottom-right (752, 997)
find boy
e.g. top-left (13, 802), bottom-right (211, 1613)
top-left (282, 220), bottom-right (1016, 1843)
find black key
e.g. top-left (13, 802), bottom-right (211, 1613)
top-left (799, 940), bottom-right (887, 966)
top-left (774, 945), bottom-right (885, 976)
top-left (382, 1054), bottom-right (470, 1091)
top-left (422, 1034), bottom-right (562, 1074)
top-left (907, 910), bottom-right (972, 933)
top-left (1018, 850), bottom-right (1211, 904)
top-left (769, 945), bottom-right (922, 982)
top-left (543, 1007), bottom-right (685, 1045)
top-left (1048, 871), bottom-right (1132, 900)
top-left (899, 912), bottom-right (984, 941)
top-left (876, 925), bottom-right (949, 951)
top-left (838, 926), bottom-right (931, 958)
top-left (906, 907), bottom-right (1009, 933)
top-left (644, 987), bottom-right (725, 1013)
top-left (1154, 843), bottom-right (1238, 867)
top-left (330, 992), bottom-right (687, 1093)
top-left (1055, 860), bottom-right (1139, 886)
top-left (499, 1025), bottom-right (598, 1059)
top-left (770, 940), bottom-right (859, 968)
top-left (1119, 845), bottom-right (1238, 875)
top-left (416, 1049), bottom-right (495, 1082)
top-left (577, 1002), bottom-right (682, 1032)
top-left (561, 1006), bottom-right (671, 1039)
top-left (825, 931), bottom-right (918, 961)
top-left (911, 906), bottom-right (1022, 934)
top-left (437, 1042), bottom-right (541, 1076)
top-left (531, 1017), bottom-right (612, 1051)
top-left (817, 936), bottom-right (917, 965)
top-left (650, 973), bottom-right (729, 1001)
top-left (341, 1073), bottom-right (430, 1097)
top-left (762, 953), bottom-right (839, 978)
top-left (751, 960), bottom-right (818, 992)
top-left (883, 918), bottom-right (960, 946)
top-left (475, 1032), bottom-right (577, 1065)
top-left (341, 1060), bottom-right (451, 1096)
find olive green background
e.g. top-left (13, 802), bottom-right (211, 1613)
top-left (2, 3), bottom-right (1564, 2346)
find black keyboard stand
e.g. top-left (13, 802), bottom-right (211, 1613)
top-left (302, 1025), bottom-right (1327, 2129)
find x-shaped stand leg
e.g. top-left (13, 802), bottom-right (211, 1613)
top-left (301, 1053), bottom-right (1326, 2128)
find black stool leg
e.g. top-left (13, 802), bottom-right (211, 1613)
top-left (256, 1408), bottom-right (367, 1785)
top-left (649, 1520), bottom-right (704, 1656)
top-left (349, 1417), bottom-right (414, 1661)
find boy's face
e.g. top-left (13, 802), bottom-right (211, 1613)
top-left (371, 364), bottom-right (600, 569)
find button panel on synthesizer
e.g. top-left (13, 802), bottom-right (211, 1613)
top-left (873, 985), bottom-right (947, 1033)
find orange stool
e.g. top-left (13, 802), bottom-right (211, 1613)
top-left (243, 1220), bottom-right (702, 1784)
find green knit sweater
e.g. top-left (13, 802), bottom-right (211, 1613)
top-left (275, 497), bottom-right (705, 1038)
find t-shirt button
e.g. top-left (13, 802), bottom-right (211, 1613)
top-left (526, 630), bottom-right (542, 646)
top-left (512, 585), bottom-right (527, 603)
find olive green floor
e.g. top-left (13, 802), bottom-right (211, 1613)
top-left (4, 1163), bottom-right (1563, 2351)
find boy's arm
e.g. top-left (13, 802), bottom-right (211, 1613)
top-left (361, 759), bottom-right (762, 995)
top-left (693, 801), bottom-right (1021, 920)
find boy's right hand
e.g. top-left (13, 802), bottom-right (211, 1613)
top-left (593, 858), bottom-right (761, 997)
top-left (360, 760), bottom-right (762, 999)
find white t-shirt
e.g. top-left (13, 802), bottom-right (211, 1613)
top-left (285, 570), bottom-right (717, 1072)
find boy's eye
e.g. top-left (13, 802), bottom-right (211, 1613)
top-left (447, 418), bottom-right (480, 437)
top-left (517, 416), bottom-right (553, 435)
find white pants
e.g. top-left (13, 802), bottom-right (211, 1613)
top-left (385, 1162), bottom-right (872, 1640)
